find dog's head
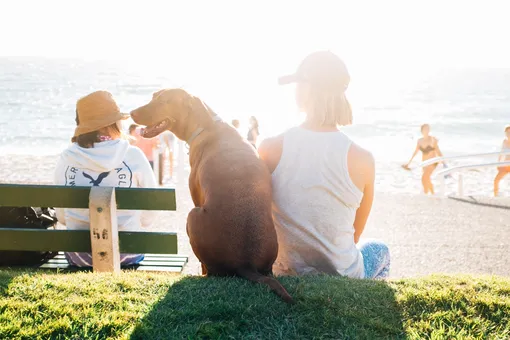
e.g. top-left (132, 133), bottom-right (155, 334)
top-left (130, 88), bottom-right (216, 141)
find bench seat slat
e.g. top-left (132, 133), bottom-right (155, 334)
top-left (0, 184), bottom-right (176, 210)
top-left (37, 262), bottom-right (184, 272)
top-left (4, 252), bottom-right (187, 272)
top-left (134, 266), bottom-right (183, 272)
top-left (143, 254), bottom-right (189, 260)
top-left (39, 263), bottom-right (77, 270)
top-left (44, 258), bottom-right (186, 267)
top-left (46, 259), bottom-right (69, 264)
top-left (137, 260), bottom-right (187, 267)
top-left (51, 253), bottom-right (188, 262)
top-left (0, 229), bottom-right (178, 254)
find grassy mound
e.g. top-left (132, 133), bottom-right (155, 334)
top-left (0, 270), bottom-right (508, 339)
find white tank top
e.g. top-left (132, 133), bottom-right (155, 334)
top-left (271, 127), bottom-right (365, 278)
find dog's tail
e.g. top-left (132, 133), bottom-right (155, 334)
top-left (236, 268), bottom-right (294, 304)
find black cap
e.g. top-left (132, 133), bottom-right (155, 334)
top-left (278, 51), bottom-right (350, 90)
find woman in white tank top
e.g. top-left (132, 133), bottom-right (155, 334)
top-left (258, 51), bottom-right (390, 279)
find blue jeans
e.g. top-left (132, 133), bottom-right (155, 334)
top-left (65, 252), bottom-right (145, 267)
top-left (358, 239), bottom-right (390, 279)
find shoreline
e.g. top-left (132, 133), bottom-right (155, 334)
top-left (2, 153), bottom-right (507, 197)
top-left (1, 154), bottom-right (509, 278)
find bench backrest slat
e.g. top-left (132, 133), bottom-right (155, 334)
top-left (0, 229), bottom-right (178, 254)
top-left (0, 184), bottom-right (176, 210)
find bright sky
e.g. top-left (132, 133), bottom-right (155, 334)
top-left (2, 0), bottom-right (510, 69)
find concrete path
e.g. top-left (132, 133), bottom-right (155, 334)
top-left (3, 154), bottom-right (509, 278)
top-left (170, 182), bottom-right (510, 278)
top-left (364, 193), bottom-right (510, 278)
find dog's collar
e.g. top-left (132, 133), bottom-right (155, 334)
top-left (186, 128), bottom-right (205, 145)
top-left (186, 116), bottom-right (223, 147)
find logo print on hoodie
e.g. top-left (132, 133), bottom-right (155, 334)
top-left (64, 163), bottom-right (132, 188)
top-left (82, 171), bottom-right (110, 186)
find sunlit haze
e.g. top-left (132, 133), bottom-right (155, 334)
top-left (1, 0), bottom-right (510, 149)
top-left (3, 1), bottom-right (510, 66)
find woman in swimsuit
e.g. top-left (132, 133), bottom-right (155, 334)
top-left (493, 125), bottom-right (510, 196)
top-left (403, 124), bottom-right (444, 194)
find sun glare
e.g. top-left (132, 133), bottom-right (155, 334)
top-left (1, 0), bottom-right (510, 135)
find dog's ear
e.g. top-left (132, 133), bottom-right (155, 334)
top-left (188, 96), bottom-right (206, 114)
top-left (190, 96), bottom-right (218, 119)
top-left (188, 96), bottom-right (220, 127)
top-left (152, 89), bottom-right (166, 100)
top-left (187, 96), bottom-right (198, 111)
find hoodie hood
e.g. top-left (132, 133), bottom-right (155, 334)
top-left (60, 139), bottom-right (130, 172)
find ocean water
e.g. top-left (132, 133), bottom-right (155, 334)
top-left (0, 57), bottom-right (509, 195)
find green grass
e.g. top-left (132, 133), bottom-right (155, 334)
top-left (0, 270), bottom-right (508, 339)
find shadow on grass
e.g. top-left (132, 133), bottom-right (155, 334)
top-left (0, 269), bottom-right (21, 296)
top-left (130, 275), bottom-right (405, 339)
top-left (0, 267), bottom-right (34, 298)
top-left (449, 196), bottom-right (510, 210)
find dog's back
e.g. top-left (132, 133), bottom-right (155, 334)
top-left (189, 124), bottom-right (278, 270)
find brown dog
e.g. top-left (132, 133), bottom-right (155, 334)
top-left (131, 89), bottom-right (293, 303)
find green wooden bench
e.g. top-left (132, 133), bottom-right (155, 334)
top-left (0, 184), bottom-right (187, 273)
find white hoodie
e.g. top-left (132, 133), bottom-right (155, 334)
top-left (54, 139), bottom-right (158, 231)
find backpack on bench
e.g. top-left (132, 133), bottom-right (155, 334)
top-left (0, 207), bottom-right (59, 265)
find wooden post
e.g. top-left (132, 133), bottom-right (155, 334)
top-left (89, 187), bottom-right (121, 273)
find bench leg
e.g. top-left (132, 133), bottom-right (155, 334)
top-left (89, 187), bottom-right (121, 273)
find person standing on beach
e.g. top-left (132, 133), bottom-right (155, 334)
top-left (247, 116), bottom-right (260, 147)
top-left (258, 51), bottom-right (390, 279)
top-left (159, 130), bottom-right (175, 183)
top-left (132, 126), bottom-right (159, 170)
top-left (494, 125), bottom-right (510, 196)
top-left (403, 124), bottom-right (444, 195)
top-left (128, 124), bottom-right (139, 145)
top-left (54, 91), bottom-right (157, 267)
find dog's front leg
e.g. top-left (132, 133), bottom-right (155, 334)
top-left (190, 185), bottom-right (202, 207)
top-left (188, 169), bottom-right (203, 207)
top-left (201, 263), bottom-right (208, 275)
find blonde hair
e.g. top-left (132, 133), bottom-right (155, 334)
top-left (302, 87), bottom-right (352, 127)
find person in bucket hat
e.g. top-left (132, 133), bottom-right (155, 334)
top-left (54, 91), bottom-right (158, 267)
top-left (259, 51), bottom-right (390, 280)
top-left (72, 90), bottom-right (130, 140)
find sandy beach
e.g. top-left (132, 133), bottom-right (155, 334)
top-left (1, 153), bottom-right (509, 278)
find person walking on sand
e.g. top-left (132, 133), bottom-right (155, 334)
top-left (247, 116), bottom-right (260, 148)
top-left (494, 125), bottom-right (510, 196)
top-left (132, 126), bottom-right (159, 170)
top-left (54, 91), bottom-right (157, 267)
top-left (128, 124), bottom-right (139, 145)
top-left (258, 51), bottom-right (390, 280)
top-left (159, 130), bottom-right (175, 183)
top-left (403, 124), bottom-right (444, 195)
